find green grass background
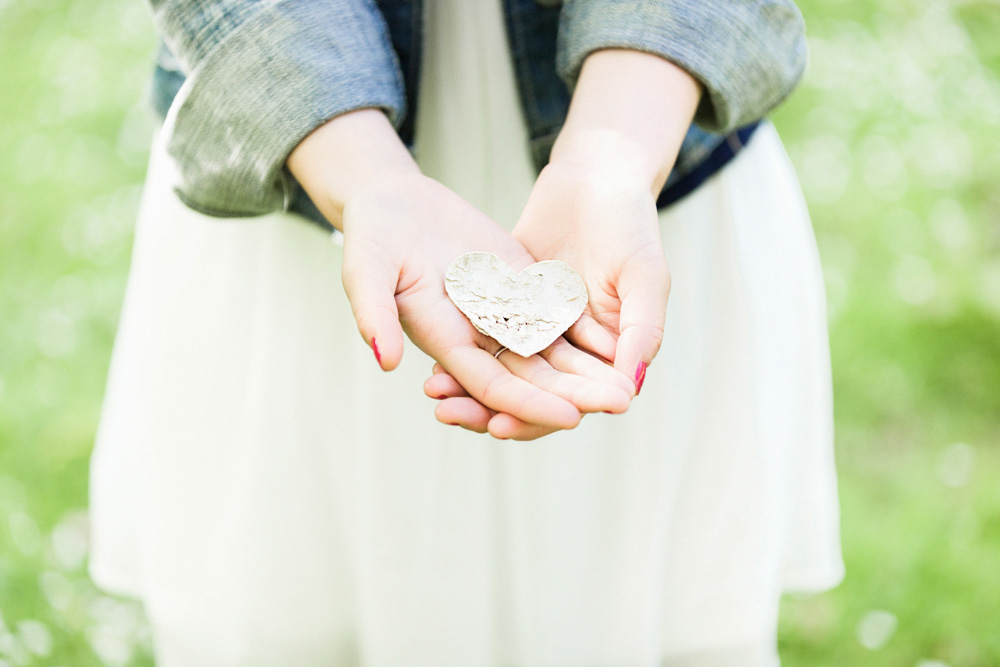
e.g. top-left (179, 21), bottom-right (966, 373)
top-left (1, 0), bottom-right (999, 664)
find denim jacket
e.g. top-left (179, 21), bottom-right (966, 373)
top-left (148, 0), bottom-right (807, 226)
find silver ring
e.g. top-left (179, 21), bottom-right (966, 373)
top-left (493, 346), bottom-right (508, 360)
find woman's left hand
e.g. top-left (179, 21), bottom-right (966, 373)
top-left (425, 49), bottom-right (702, 437)
top-left (426, 159), bottom-right (670, 437)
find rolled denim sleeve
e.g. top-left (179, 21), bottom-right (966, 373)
top-left (149, 0), bottom-right (405, 217)
top-left (556, 0), bottom-right (807, 133)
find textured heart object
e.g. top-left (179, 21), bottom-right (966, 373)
top-left (445, 252), bottom-right (588, 357)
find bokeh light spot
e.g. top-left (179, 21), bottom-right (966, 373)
top-left (8, 511), bottom-right (42, 557)
top-left (894, 255), bottom-right (937, 305)
top-left (937, 443), bottom-right (975, 488)
top-left (857, 609), bottom-right (898, 650)
top-left (16, 620), bottom-right (53, 658)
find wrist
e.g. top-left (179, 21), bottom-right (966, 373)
top-left (552, 49), bottom-right (701, 195)
top-left (524, 158), bottom-right (660, 244)
top-left (549, 127), bottom-right (663, 192)
top-left (286, 108), bottom-right (421, 229)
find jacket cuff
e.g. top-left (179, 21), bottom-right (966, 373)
top-left (556, 0), bottom-right (808, 133)
top-left (163, 0), bottom-right (405, 217)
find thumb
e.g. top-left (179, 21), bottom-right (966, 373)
top-left (612, 255), bottom-right (670, 394)
top-left (341, 242), bottom-right (406, 371)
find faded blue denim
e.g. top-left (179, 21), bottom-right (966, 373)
top-left (147, 0), bottom-right (806, 225)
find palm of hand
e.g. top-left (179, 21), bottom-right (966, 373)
top-left (511, 163), bottom-right (670, 380)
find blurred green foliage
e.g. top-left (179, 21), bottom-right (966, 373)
top-left (773, 1), bottom-right (1000, 665)
top-left (1, 0), bottom-right (158, 663)
top-left (0, 0), bottom-right (998, 664)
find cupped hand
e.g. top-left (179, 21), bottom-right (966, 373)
top-left (423, 161), bottom-right (668, 435)
top-left (428, 49), bottom-right (699, 422)
top-left (286, 110), bottom-right (633, 439)
top-left (340, 173), bottom-right (633, 435)
top-left (509, 160), bottom-right (670, 391)
top-left (423, 330), bottom-right (636, 439)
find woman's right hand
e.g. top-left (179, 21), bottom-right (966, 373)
top-left (288, 110), bottom-right (633, 437)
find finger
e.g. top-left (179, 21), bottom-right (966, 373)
top-left (432, 362), bottom-right (448, 375)
top-left (564, 313), bottom-right (618, 363)
top-left (487, 412), bottom-right (563, 441)
top-left (497, 346), bottom-right (631, 414)
top-left (539, 338), bottom-right (636, 403)
top-left (424, 372), bottom-right (470, 400)
top-left (444, 345), bottom-right (582, 429)
top-left (437, 393), bottom-right (565, 440)
top-left (613, 255), bottom-right (670, 394)
top-left (435, 397), bottom-right (494, 433)
top-left (428, 374), bottom-right (553, 439)
top-left (341, 243), bottom-right (406, 371)
top-left (446, 337), bottom-right (632, 411)
top-left (428, 369), bottom-right (571, 437)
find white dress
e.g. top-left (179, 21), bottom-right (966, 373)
top-left (89, 0), bottom-right (843, 665)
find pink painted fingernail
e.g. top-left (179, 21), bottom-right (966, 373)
top-left (446, 422), bottom-right (459, 426)
top-left (372, 338), bottom-right (381, 365)
top-left (634, 361), bottom-right (647, 395)
top-left (603, 411), bottom-right (615, 414)
top-left (436, 395), bottom-right (449, 400)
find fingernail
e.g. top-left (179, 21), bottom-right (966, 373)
top-left (603, 411), bottom-right (615, 414)
top-left (446, 422), bottom-right (459, 426)
top-left (372, 338), bottom-right (381, 365)
top-left (436, 395), bottom-right (449, 400)
top-left (634, 361), bottom-right (647, 395)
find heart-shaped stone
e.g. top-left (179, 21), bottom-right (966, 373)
top-left (445, 252), bottom-right (588, 357)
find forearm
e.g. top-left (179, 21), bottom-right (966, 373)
top-left (150, 0), bottom-right (406, 217)
top-left (286, 109), bottom-right (421, 230)
top-left (549, 49), bottom-right (702, 195)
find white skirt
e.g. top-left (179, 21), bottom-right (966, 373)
top-left (89, 0), bottom-right (843, 664)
